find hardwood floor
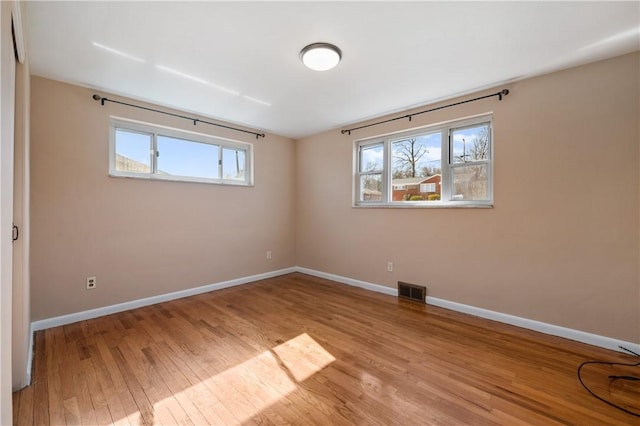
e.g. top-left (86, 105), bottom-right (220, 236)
top-left (12, 273), bottom-right (639, 425)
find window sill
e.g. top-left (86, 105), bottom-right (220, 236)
top-left (353, 202), bottom-right (493, 209)
top-left (109, 172), bottom-right (253, 187)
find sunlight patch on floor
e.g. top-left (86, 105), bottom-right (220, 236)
top-left (272, 333), bottom-right (336, 382)
top-left (151, 333), bottom-right (335, 424)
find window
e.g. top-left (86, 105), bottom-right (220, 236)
top-left (420, 183), bottom-right (436, 193)
top-left (355, 115), bottom-right (492, 207)
top-left (110, 118), bottom-right (252, 185)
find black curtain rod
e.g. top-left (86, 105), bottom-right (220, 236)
top-left (92, 94), bottom-right (266, 139)
top-left (341, 89), bottom-right (510, 135)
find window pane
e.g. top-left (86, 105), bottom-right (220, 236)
top-left (452, 164), bottom-right (488, 200)
top-left (115, 129), bottom-right (152, 173)
top-left (222, 147), bottom-right (246, 180)
top-left (451, 123), bottom-right (490, 164)
top-left (391, 132), bottom-right (441, 201)
top-left (360, 174), bottom-right (382, 201)
top-left (360, 144), bottom-right (384, 172)
top-left (157, 135), bottom-right (219, 179)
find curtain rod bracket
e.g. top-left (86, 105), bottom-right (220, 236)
top-left (92, 94), bottom-right (107, 106)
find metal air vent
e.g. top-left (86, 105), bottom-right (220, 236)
top-left (398, 281), bottom-right (426, 303)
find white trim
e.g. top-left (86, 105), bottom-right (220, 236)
top-left (1, 2), bottom-right (17, 420)
top-left (296, 267), bottom-right (397, 296)
top-left (29, 266), bottom-right (640, 357)
top-left (11, 2), bottom-right (25, 64)
top-left (31, 267), bottom-right (296, 332)
top-left (294, 267), bottom-right (640, 355)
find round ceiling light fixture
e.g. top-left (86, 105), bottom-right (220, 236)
top-left (300, 42), bottom-right (342, 71)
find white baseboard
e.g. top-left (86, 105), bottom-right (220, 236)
top-left (425, 297), bottom-right (640, 355)
top-left (295, 267), bottom-right (640, 355)
top-left (296, 267), bottom-right (398, 297)
top-left (30, 267), bottom-right (297, 332)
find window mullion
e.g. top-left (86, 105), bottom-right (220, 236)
top-left (441, 130), bottom-right (452, 202)
top-left (384, 139), bottom-right (391, 202)
top-left (151, 133), bottom-right (158, 174)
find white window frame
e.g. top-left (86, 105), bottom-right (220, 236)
top-left (354, 114), bottom-right (493, 208)
top-left (109, 117), bottom-right (253, 186)
top-left (355, 139), bottom-right (387, 203)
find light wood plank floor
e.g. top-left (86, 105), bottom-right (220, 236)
top-left (13, 273), bottom-right (640, 425)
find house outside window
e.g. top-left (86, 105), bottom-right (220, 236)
top-left (355, 115), bottom-right (492, 207)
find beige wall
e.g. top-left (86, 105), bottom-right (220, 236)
top-left (296, 52), bottom-right (640, 343)
top-left (30, 77), bottom-right (296, 320)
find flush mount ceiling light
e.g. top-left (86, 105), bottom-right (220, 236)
top-left (300, 43), bottom-right (342, 71)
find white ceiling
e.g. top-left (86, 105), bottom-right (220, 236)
top-left (25, 1), bottom-right (640, 139)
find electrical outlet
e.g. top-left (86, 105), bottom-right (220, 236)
top-left (266, 251), bottom-right (272, 260)
top-left (86, 276), bottom-right (97, 290)
top-left (387, 262), bottom-right (393, 272)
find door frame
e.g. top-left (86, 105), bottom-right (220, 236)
top-left (11, 0), bottom-right (30, 391)
top-left (0, 1), bottom-right (17, 423)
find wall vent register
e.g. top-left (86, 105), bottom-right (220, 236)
top-left (398, 281), bottom-right (426, 303)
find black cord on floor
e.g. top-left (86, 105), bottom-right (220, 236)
top-left (620, 345), bottom-right (640, 357)
top-left (577, 346), bottom-right (640, 417)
